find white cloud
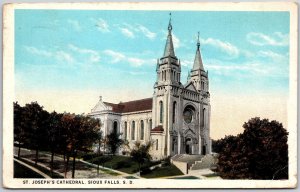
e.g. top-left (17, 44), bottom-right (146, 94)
top-left (128, 58), bottom-right (145, 67)
top-left (103, 50), bottom-right (126, 63)
top-left (24, 46), bottom-right (52, 57)
top-left (246, 32), bottom-right (289, 46)
top-left (91, 18), bottom-right (110, 33)
top-left (181, 60), bottom-right (193, 68)
top-left (68, 44), bottom-right (100, 63)
top-left (201, 38), bottom-right (239, 58)
top-left (116, 23), bottom-right (156, 40)
top-left (138, 25), bottom-right (156, 40)
top-left (120, 27), bottom-right (135, 38)
top-left (55, 51), bottom-right (75, 64)
top-left (205, 58), bottom-right (287, 78)
top-left (103, 49), bottom-right (149, 67)
top-left (67, 19), bottom-right (81, 31)
top-left (258, 50), bottom-right (287, 63)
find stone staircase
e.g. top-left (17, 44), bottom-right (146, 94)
top-left (189, 154), bottom-right (216, 170)
top-left (171, 154), bottom-right (217, 175)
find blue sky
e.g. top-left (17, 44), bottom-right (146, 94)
top-left (15, 10), bottom-right (290, 138)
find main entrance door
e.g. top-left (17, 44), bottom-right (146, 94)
top-left (185, 138), bottom-right (192, 154)
top-left (202, 145), bottom-right (206, 155)
top-left (185, 144), bottom-right (190, 154)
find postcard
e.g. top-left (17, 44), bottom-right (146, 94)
top-left (2, 2), bottom-right (298, 189)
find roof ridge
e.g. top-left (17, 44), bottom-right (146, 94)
top-left (119, 97), bottom-right (152, 104)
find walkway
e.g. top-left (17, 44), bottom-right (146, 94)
top-left (14, 147), bottom-right (141, 179)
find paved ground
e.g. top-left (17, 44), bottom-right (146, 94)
top-left (14, 147), bottom-right (137, 179)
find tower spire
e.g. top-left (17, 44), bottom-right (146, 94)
top-left (197, 31), bottom-right (200, 50)
top-left (192, 31), bottom-right (204, 71)
top-left (163, 13), bottom-right (175, 58)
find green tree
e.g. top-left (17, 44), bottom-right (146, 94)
top-left (106, 131), bottom-right (124, 156)
top-left (217, 117), bottom-right (288, 180)
top-left (45, 111), bottom-right (63, 176)
top-left (130, 141), bottom-right (152, 175)
top-left (23, 102), bottom-right (49, 165)
top-left (61, 114), bottom-right (100, 178)
top-left (14, 102), bottom-right (26, 158)
top-left (95, 130), bottom-right (103, 175)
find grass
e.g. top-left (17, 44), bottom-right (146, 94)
top-left (171, 176), bottom-right (199, 179)
top-left (141, 164), bottom-right (184, 178)
top-left (88, 155), bottom-right (159, 174)
top-left (203, 172), bottom-right (219, 178)
top-left (124, 176), bottom-right (138, 179)
top-left (17, 157), bottom-right (64, 178)
top-left (99, 168), bottom-right (120, 176)
top-left (14, 160), bottom-right (45, 178)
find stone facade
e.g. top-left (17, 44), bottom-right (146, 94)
top-left (89, 19), bottom-right (211, 160)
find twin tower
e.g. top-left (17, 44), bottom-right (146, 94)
top-left (89, 15), bottom-right (211, 160)
top-left (150, 16), bottom-right (211, 158)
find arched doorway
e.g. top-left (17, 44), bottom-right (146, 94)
top-left (202, 145), bottom-right (206, 155)
top-left (113, 121), bottom-right (118, 134)
top-left (185, 138), bottom-right (192, 154)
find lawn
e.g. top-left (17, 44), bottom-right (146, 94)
top-left (141, 164), bottom-right (184, 178)
top-left (88, 155), bottom-right (139, 174)
top-left (202, 172), bottom-right (219, 178)
top-left (99, 168), bottom-right (120, 176)
top-left (171, 176), bottom-right (199, 179)
top-left (88, 155), bottom-right (160, 174)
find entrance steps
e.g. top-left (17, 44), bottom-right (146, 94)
top-left (171, 154), bottom-right (217, 175)
top-left (189, 154), bottom-right (217, 170)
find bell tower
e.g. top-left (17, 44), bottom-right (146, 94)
top-left (187, 32), bottom-right (211, 155)
top-left (155, 14), bottom-right (181, 86)
top-left (188, 32), bottom-right (209, 93)
top-left (152, 13), bottom-right (182, 158)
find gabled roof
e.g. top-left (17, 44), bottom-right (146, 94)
top-left (151, 125), bottom-right (164, 133)
top-left (184, 81), bottom-right (197, 92)
top-left (104, 98), bottom-right (152, 113)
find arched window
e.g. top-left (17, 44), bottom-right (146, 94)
top-left (156, 139), bottom-right (158, 150)
top-left (149, 119), bottom-right (152, 129)
top-left (201, 81), bottom-right (205, 90)
top-left (131, 121), bottom-right (135, 140)
top-left (140, 120), bottom-right (144, 140)
top-left (201, 108), bottom-right (205, 127)
top-left (172, 138), bottom-right (176, 152)
top-left (124, 122), bottom-right (127, 140)
top-left (172, 101), bottom-right (177, 124)
top-left (113, 121), bottom-right (118, 134)
top-left (159, 101), bottom-right (163, 123)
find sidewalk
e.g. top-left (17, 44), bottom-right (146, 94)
top-left (14, 148), bottom-right (130, 179)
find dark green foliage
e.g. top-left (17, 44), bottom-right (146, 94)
top-left (91, 156), bottom-right (111, 165)
top-left (106, 131), bottom-right (124, 155)
top-left (81, 153), bottom-right (96, 161)
top-left (13, 101), bottom-right (101, 178)
top-left (115, 160), bottom-right (132, 169)
top-left (130, 141), bottom-right (152, 174)
top-left (217, 117), bottom-right (288, 180)
top-left (141, 164), bottom-right (183, 178)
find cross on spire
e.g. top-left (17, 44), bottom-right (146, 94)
top-left (192, 31), bottom-right (204, 71)
top-left (163, 12), bottom-right (175, 58)
top-left (197, 31), bottom-right (200, 49)
top-left (168, 12), bottom-right (172, 31)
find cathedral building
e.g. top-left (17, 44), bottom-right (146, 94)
top-left (89, 18), bottom-right (211, 160)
